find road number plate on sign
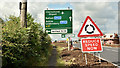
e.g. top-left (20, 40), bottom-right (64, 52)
top-left (51, 29), bottom-right (67, 33)
top-left (81, 38), bottom-right (103, 52)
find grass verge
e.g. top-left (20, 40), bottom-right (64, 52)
top-left (56, 45), bottom-right (71, 66)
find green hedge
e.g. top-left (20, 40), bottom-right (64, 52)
top-left (2, 14), bottom-right (52, 67)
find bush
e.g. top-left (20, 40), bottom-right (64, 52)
top-left (2, 14), bottom-right (52, 67)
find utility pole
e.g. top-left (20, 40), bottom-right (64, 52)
top-left (20, 0), bottom-right (27, 28)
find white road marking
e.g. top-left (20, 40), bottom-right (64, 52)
top-left (111, 50), bottom-right (118, 52)
top-left (105, 48), bottom-right (118, 52)
top-left (106, 49), bottom-right (111, 51)
top-left (94, 54), bottom-right (118, 67)
top-left (103, 46), bottom-right (120, 49)
top-left (103, 46), bottom-right (112, 48)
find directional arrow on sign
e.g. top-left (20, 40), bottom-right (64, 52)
top-left (61, 34), bottom-right (75, 38)
top-left (61, 34), bottom-right (65, 38)
top-left (61, 11), bottom-right (64, 14)
top-left (46, 30), bottom-right (51, 33)
top-left (69, 16), bottom-right (72, 21)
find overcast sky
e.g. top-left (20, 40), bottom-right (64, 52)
top-left (0, 0), bottom-right (119, 41)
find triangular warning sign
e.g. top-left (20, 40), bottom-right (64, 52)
top-left (78, 16), bottom-right (103, 37)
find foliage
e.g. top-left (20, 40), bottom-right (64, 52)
top-left (0, 18), bottom-right (4, 24)
top-left (2, 13), bottom-right (52, 67)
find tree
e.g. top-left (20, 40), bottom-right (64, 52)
top-left (0, 18), bottom-right (4, 24)
top-left (2, 13), bottom-right (52, 67)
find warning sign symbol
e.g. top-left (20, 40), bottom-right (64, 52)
top-left (85, 24), bottom-right (95, 34)
top-left (78, 16), bottom-right (103, 37)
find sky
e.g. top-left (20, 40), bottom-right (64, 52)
top-left (0, 0), bottom-right (120, 41)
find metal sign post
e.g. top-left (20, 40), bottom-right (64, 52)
top-left (94, 52), bottom-right (96, 62)
top-left (68, 37), bottom-right (70, 51)
top-left (79, 39), bottom-right (84, 62)
top-left (85, 53), bottom-right (87, 65)
top-left (98, 53), bottom-right (101, 63)
top-left (82, 52), bottom-right (84, 62)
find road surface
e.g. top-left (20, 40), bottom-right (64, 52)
top-left (101, 46), bottom-right (120, 66)
top-left (73, 43), bottom-right (120, 67)
top-left (48, 46), bottom-right (57, 66)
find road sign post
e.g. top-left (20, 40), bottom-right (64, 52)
top-left (98, 53), bottom-right (101, 63)
top-left (85, 54), bottom-right (87, 65)
top-left (68, 37), bottom-right (70, 51)
top-left (45, 10), bottom-right (72, 34)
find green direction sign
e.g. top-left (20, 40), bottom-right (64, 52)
top-left (61, 34), bottom-right (75, 38)
top-left (45, 10), bottom-right (72, 34)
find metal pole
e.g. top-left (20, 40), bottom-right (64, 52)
top-left (85, 53), bottom-right (87, 65)
top-left (80, 40), bottom-right (84, 62)
top-left (99, 53), bottom-right (101, 63)
top-left (20, 0), bottom-right (27, 28)
top-left (68, 37), bottom-right (70, 51)
top-left (94, 52), bottom-right (96, 62)
top-left (82, 52), bottom-right (84, 62)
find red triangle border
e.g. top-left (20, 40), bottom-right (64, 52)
top-left (78, 16), bottom-right (103, 37)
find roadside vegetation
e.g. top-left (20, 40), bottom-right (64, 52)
top-left (54, 43), bottom-right (71, 66)
top-left (54, 42), bottom-right (117, 68)
top-left (1, 13), bottom-right (52, 67)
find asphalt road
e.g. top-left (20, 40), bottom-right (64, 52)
top-left (101, 46), bottom-right (120, 66)
top-left (73, 43), bottom-right (81, 49)
top-left (73, 43), bottom-right (120, 66)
